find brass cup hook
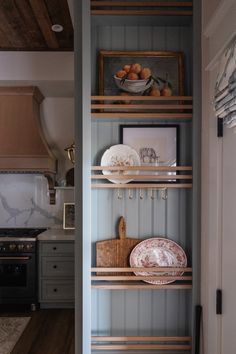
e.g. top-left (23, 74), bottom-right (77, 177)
top-left (117, 189), bottom-right (123, 200)
top-left (160, 188), bottom-right (168, 200)
top-left (150, 189), bottom-right (155, 200)
top-left (128, 189), bottom-right (133, 200)
top-left (139, 189), bottom-right (144, 200)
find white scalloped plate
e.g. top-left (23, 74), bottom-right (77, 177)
top-left (101, 144), bottom-right (141, 184)
top-left (129, 237), bottom-right (187, 285)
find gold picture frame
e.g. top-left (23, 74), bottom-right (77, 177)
top-left (99, 50), bottom-right (184, 96)
top-left (63, 203), bottom-right (75, 230)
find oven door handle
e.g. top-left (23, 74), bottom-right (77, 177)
top-left (0, 256), bottom-right (30, 260)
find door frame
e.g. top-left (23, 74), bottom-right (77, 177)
top-left (201, 1), bottom-right (236, 353)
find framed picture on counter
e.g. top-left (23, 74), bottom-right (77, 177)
top-left (63, 203), bottom-right (75, 230)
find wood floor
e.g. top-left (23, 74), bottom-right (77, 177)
top-left (9, 309), bottom-right (74, 354)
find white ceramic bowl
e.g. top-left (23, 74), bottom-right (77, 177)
top-left (114, 75), bottom-right (153, 93)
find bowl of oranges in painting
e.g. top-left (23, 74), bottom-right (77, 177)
top-left (114, 63), bottom-right (172, 96)
top-left (114, 63), bottom-right (154, 93)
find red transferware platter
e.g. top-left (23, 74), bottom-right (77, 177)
top-left (129, 237), bottom-right (187, 285)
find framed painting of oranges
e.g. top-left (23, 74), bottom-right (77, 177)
top-left (98, 51), bottom-right (184, 97)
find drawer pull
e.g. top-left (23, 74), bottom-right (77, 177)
top-left (53, 288), bottom-right (58, 292)
top-left (53, 247), bottom-right (57, 250)
top-left (53, 265), bottom-right (57, 269)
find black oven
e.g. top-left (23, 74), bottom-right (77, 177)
top-left (0, 228), bottom-right (46, 307)
top-left (0, 251), bottom-right (36, 303)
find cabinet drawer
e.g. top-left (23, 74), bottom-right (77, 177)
top-left (41, 242), bottom-right (74, 255)
top-left (41, 256), bottom-right (74, 277)
top-left (41, 280), bottom-right (74, 301)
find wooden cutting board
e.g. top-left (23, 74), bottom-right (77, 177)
top-left (96, 217), bottom-right (140, 275)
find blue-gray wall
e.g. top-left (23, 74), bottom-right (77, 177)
top-left (91, 22), bottom-right (193, 339)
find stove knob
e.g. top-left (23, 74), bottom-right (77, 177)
top-left (9, 244), bottom-right (17, 251)
top-left (26, 244), bottom-right (33, 251)
top-left (17, 244), bottom-right (24, 251)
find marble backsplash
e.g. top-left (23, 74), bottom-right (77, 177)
top-left (0, 174), bottom-right (74, 228)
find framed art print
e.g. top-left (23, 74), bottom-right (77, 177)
top-left (120, 124), bottom-right (179, 181)
top-left (63, 203), bottom-right (75, 230)
top-left (99, 50), bottom-right (184, 96)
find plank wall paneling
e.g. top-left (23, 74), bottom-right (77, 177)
top-left (91, 21), bottom-right (193, 338)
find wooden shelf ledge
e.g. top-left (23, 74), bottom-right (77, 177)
top-left (91, 95), bottom-right (193, 119)
top-left (91, 336), bottom-right (192, 351)
top-left (91, 1), bottom-right (193, 7)
top-left (92, 335), bottom-right (192, 341)
top-left (91, 2), bottom-right (193, 16)
top-left (91, 166), bottom-right (193, 188)
top-left (92, 166), bottom-right (192, 171)
top-left (91, 174), bottom-right (192, 180)
top-left (92, 283), bottom-right (192, 289)
top-left (92, 112), bottom-right (192, 119)
top-left (91, 267), bottom-right (192, 289)
top-left (92, 183), bottom-right (192, 189)
top-left (92, 95), bottom-right (193, 101)
top-left (92, 275), bottom-right (192, 281)
top-left (91, 267), bottom-right (192, 272)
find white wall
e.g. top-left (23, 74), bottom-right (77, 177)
top-left (0, 52), bottom-right (73, 80)
top-left (41, 97), bottom-right (74, 182)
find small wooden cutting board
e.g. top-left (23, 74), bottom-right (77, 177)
top-left (96, 217), bottom-right (140, 275)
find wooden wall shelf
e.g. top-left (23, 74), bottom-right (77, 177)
top-left (91, 1), bottom-right (193, 16)
top-left (92, 183), bottom-right (192, 189)
top-left (91, 335), bottom-right (192, 351)
top-left (91, 95), bottom-right (193, 119)
top-left (91, 267), bottom-right (192, 289)
top-left (91, 166), bottom-right (193, 189)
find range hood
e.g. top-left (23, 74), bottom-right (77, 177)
top-left (0, 86), bottom-right (57, 204)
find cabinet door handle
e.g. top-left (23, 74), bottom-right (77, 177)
top-left (53, 288), bottom-right (58, 292)
top-left (53, 265), bottom-right (57, 269)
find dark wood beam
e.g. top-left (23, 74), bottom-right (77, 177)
top-left (45, 0), bottom-right (74, 49)
top-left (29, 0), bottom-right (59, 49)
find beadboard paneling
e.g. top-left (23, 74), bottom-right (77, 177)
top-left (91, 22), bottom-right (193, 339)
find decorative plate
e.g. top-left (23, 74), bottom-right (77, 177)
top-left (129, 237), bottom-right (187, 285)
top-left (101, 144), bottom-right (141, 184)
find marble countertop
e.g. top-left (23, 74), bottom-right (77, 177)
top-left (37, 228), bottom-right (75, 241)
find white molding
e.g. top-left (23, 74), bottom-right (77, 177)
top-left (203, 0), bottom-right (235, 38)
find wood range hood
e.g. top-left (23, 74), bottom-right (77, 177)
top-left (0, 86), bottom-right (57, 204)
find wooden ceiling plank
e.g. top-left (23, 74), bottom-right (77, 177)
top-left (14, 0), bottom-right (46, 48)
top-left (0, 26), bottom-right (12, 48)
top-left (28, 0), bottom-right (59, 49)
top-left (0, 1), bottom-right (26, 48)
